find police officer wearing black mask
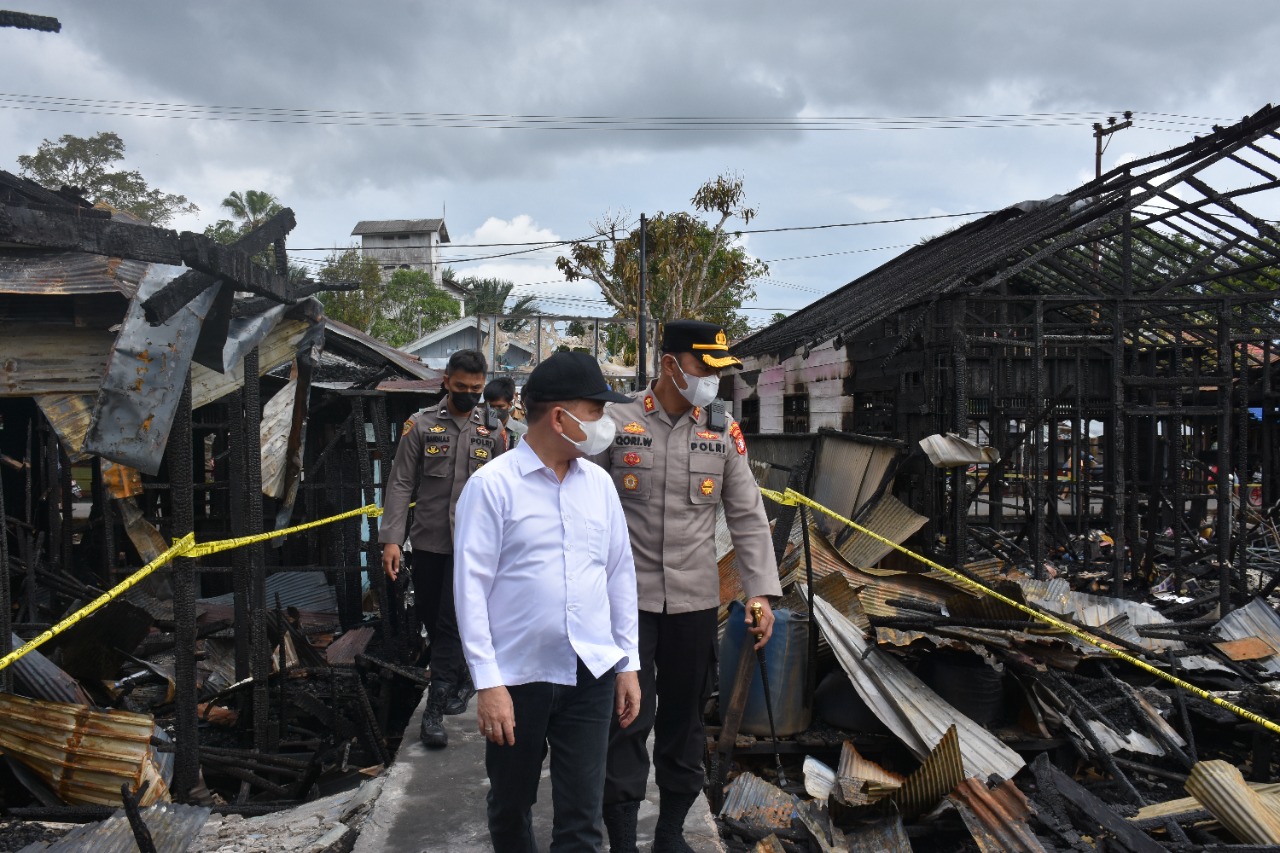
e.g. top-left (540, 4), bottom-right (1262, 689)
top-left (380, 349), bottom-right (506, 747)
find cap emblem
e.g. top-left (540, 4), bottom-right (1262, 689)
top-left (716, 329), bottom-right (727, 347)
top-left (623, 422), bottom-right (646, 435)
top-left (700, 478), bottom-right (715, 496)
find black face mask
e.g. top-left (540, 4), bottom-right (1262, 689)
top-left (449, 390), bottom-right (481, 412)
top-left (492, 407), bottom-right (510, 423)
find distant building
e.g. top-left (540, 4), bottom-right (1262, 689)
top-left (400, 316), bottom-right (490, 371)
top-left (351, 218), bottom-right (468, 307)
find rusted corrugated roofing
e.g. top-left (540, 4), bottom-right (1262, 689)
top-left (808, 589), bottom-right (1025, 781)
top-left (22, 801), bottom-right (210, 852)
top-left (891, 724), bottom-right (964, 820)
top-left (7, 631), bottom-right (94, 705)
top-left (719, 772), bottom-right (796, 830)
top-left (0, 693), bottom-right (170, 807)
top-left (1214, 598), bottom-right (1280, 676)
top-left (949, 777), bottom-right (1048, 853)
top-left (835, 494), bottom-right (927, 569)
top-left (0, 250), bottom-right (150, 296)
top-left (836, 740), bottom-right (904, 806)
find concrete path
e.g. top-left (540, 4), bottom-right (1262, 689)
top-left (355, 690), bottom-right (725, 852)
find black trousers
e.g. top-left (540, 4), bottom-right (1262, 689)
top-left (410, 549), bottom-right (466, 686)
top-left (487, 659), bottom-right (616, 853)
top-left (604, 607), bottom-right (718, 804)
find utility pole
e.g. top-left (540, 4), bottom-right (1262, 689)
top-left (1093, 111), bottom-right (1133, 179)
top-left (637, 213), bottom-right (648, 388)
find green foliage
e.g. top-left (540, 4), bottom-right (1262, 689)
top-left (556, 172), bottom-right (765, 337)
top-left (16, 131), bottom-right (198, 225)
top-left (371, 268), bottom-right (459, 347)
top-left (769, 312), bottom-right (789, 325)
top-left (566, 320), bottom-right (587, 337)
top-left (317, 246), bottom-right (384, 331)
top-left (461, 276), bottom-right (540, 332)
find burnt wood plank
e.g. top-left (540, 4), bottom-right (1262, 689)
top-left (0, 203), bottom-right (183, 262)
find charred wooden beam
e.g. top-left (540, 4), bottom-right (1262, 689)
top-left (141, 208), bottom-right (297, 324)
top-left (0, 11), bottom-right (60, 31)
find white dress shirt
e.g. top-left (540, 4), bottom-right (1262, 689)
top-left (454, 440), bottom-right (640, 690)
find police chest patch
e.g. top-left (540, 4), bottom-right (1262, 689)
top-left (700, 478), bottom-right (715, 496)
top-left (622, 473), bottom-right (640, 491)
top-left (476, 426), bottom-right (490, 436)
top-left (429, 424), bottom-right (447, 433)
top-left (623, 422), bottom-right (646, 434)
top-left (697, 430), bottom-right (720, 440)
top-left (426, 445), bottom-right (442, 455)
top-left (473, 448), bottom-right (489, 460)
top-left (623, 451), bottom-right (641, 467)
top-left (401, 419), bottom-right (415, 436)
top-left (729, 422), bottom-right (746, 455)
top-left (689, 441), bottom-right (726, 454)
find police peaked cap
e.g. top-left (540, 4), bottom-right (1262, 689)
top-left (660, 320), bottom-right (743, 369)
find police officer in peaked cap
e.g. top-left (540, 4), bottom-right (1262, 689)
top-left (595, 319), bottom-right (781, 853)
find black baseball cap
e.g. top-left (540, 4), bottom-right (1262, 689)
top-left (661, 319), bottom-right (742, 369)
top-left (523, 351), bottom-right (631, 404)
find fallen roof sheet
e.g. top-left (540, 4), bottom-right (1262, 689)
top-left (834, 494), bottom-right (928, 569)
top-left (890, 724), bottom-right (964, 821)
top-left (0, 250), bottom-right (148, 297)
top-left (719, 772), bottom-right (796, 830)
top-left (1185, 759), bottom-right (1280, 845)
top-left (836, 739), bottom-right (904, 806)
top-left (948, 777), bottom-right (1048, 853)
top-left (808, 588), bottom-right (1026, 781)
top-left (200, 569), bottom-right (338, 615)
top-left (843, 816), bottom-right (912, 853)
top-left (1214, 597), bottom-right (1280, 676)
top-left (19, 801), bottom-right (210, 853)
top-left (7, 632), bottom-right (94, 706)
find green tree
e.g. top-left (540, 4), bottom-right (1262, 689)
top-left (372, 268), bottom-right (459, 347)
top-left (555, 173), bottom-right (766, 334)
top-left (461, 276), bottom-right (540, 332)
top-left (769, 312), bottom-right (789, 325)
top-left (317, 246), bottom-right (383, 331)
top-left (16, 131), bottom-right (198, 225)
top-left (204, 188), bottom-right (284, 244)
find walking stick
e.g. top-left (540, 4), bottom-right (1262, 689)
top-left (751, 601), bottom-right (788, 788)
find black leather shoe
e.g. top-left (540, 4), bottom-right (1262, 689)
top-left (444, 678), bottom-right (476, 716)
top-left (419, 680), bottom-right (453, 749)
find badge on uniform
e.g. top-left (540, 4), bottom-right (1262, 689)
top-left (696, 430), bottom-right (720, 440)
top-left (643, 395), bottom-right (655, 413)
top-left (700, 478), bottom-right (715, 496)
top-left (401, 419), bottom-right (415, 436)
top-left (623, 422), bottom-right (646, 435)
top-left (426, 445), bottom-right (441, 455)
top-left (476, 426), bottom-right (490, 436)
top-left (622, 473), bottom-right (640, 491)
top-left (691, 407), bottom-right (702, 422)
top-left (474, 448), bottom-right (489, 460)
top-left (429, 424), bottom-right (446, 433)
top-left (623, 451), bottom-right (641, 467)
top-left (728, 422), bottom-right (747, 455)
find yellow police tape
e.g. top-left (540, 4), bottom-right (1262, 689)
top-left (760, 486), bottom-right (1280, 737)
top-left (0, 503), bottom-right (385, 674)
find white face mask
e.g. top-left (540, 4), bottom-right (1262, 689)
top-left (559, 408), bottom-right (616, 456)
top-left (673, 360), bottom-right (720, 409)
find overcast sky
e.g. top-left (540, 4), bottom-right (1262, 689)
top-left (3, 2), bottom-right (1279, 325)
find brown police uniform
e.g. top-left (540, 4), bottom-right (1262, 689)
top-left (380, 399), bottom-right (503, 688)
top-left (598, 321), bottom-right (782, 816)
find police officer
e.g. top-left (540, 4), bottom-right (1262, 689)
top-left (381, 349), bottom-right (504, 748)
top-left (598, 320), bottom-right (782, 853)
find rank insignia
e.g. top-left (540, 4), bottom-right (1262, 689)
top-left (623, 422), bottom-right (646, 435)
top-left (426, 445), bottom-right (441, 455)
top-left (696, 430), bottom-right (720, 440)
top-left (429, 424), bottom-right (447, 433)
top-left (643, 395), bottom-right (655, 413)
top-left (401, 419), bottom-right (415, 436)
top-left (476, 426), bottom-right (490, 436)
top-left (623, 451), bottom-right (641, 467)
top-left (474, 448), bottom-right (489, 459)
top-left (622, 473), bottom-right (640, 491)
top-left (728, 422), bottom-right (747, 456)
top-left (691, 407), bottom-right (701, 422)
top-left (700, 478), bottom-right (715, 496)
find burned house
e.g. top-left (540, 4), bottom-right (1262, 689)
top-left (0, 170), bottom-right (443, 842)
top-left (732, 105), bottom-right (1280, 611)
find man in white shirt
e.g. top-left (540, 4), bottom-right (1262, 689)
top-left (454, 351), bottom-right (642, 853)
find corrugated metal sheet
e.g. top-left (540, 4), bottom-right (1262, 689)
top-left (0, 251), bottom-right (148, 296)
top-left (835, 495), bottom-right (928, 569)
top-left (844, 816), bottom-right (912, 852)
top-left (890, 724), bottom-right (964, 820)
top-left (1215, 598), bottom-right (1280, 675)
top-left (8, 632), bottom-right (94, 705)
top-left (949, 777), bottom-right (1048, 853)
top-left (1133, 781), bottom-right (1280, 823)
top-left (35, 393), bottom-right (96, 459)
top-left (1, 325), bottom-right (116, 396)
top-left (1186, 759), bottom-right (1280, 844)
top-left (21, 801), bottom-right (210, 852)
top-left (811, 433), bottom-right (898, 539)
top-left (803, 756), bottom-right (836, 800)
top-left (719, 772), bottom-right (796, 829)
top-left (808, 588), bottom-right (1025, 781)
top-left (200, 570), bottom-right (338, 615)
top-left (836, 739), bottom-right (904, 806)
top-left (325, 317), bottom-right (440, 382)
top-left (0, 693), bottom-right (170, 807)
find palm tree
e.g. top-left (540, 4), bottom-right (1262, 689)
top-left (462, 276), bottom-right (540, 332)
top-left (220, 189), bottom-right (283, 231)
